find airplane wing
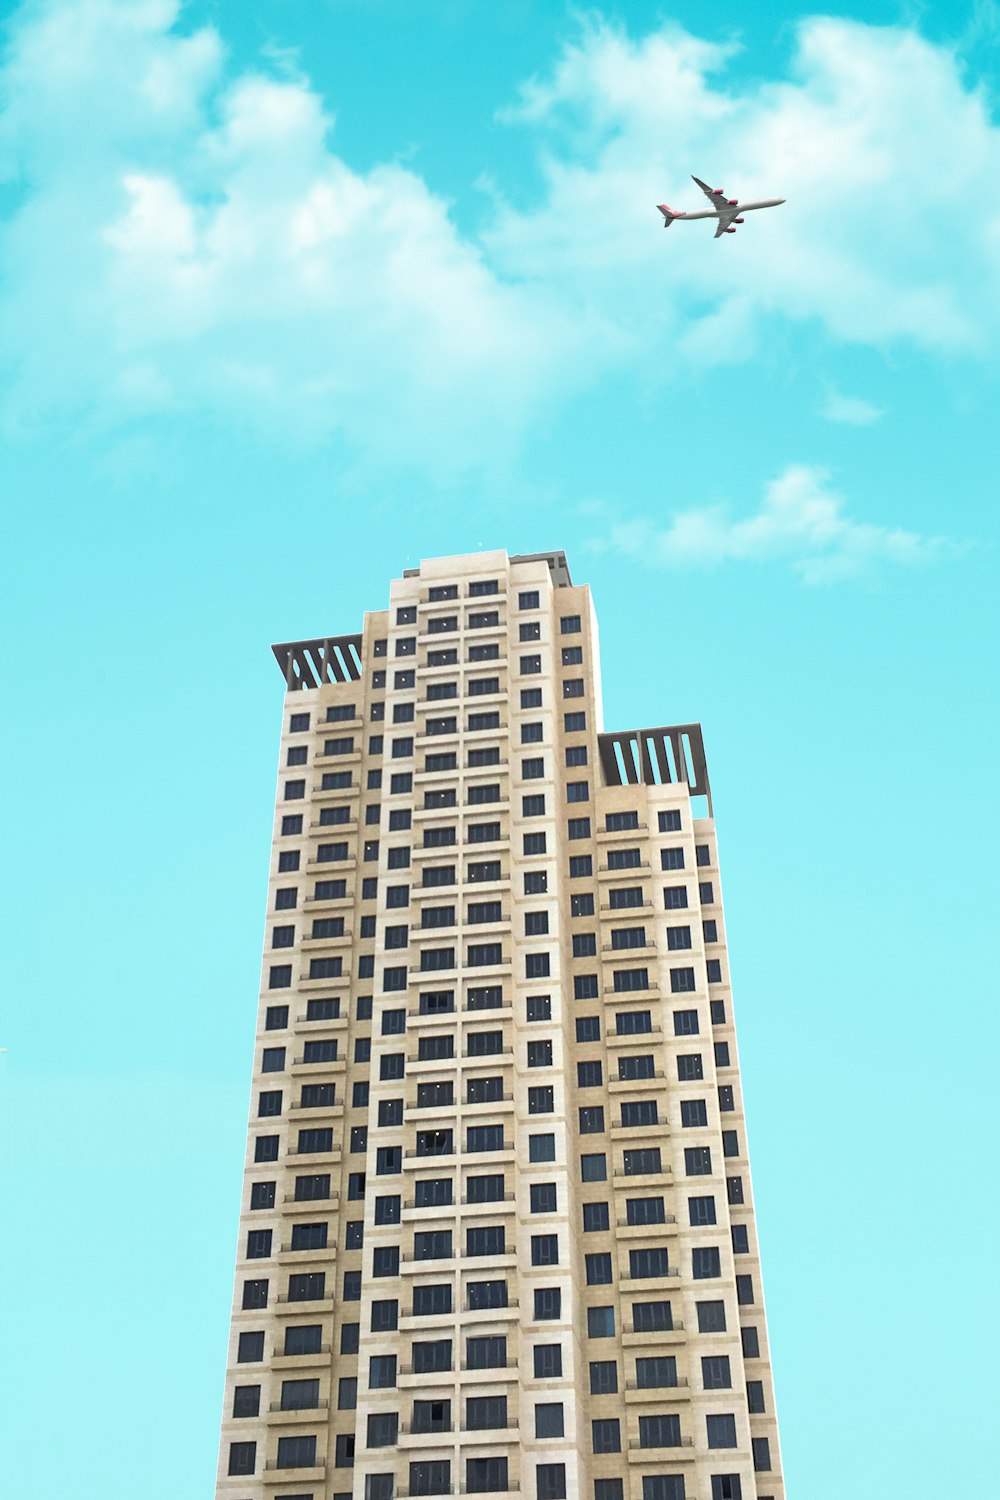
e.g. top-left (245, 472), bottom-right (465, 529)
top-left (693, 176), bottom-right (734, 213)
top-left (714, 215), bottom-right (738, 238)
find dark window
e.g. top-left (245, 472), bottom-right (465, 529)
top-left (637, 1355), bottom-right (678, 1388)
top-left (591, 1418), bottom-right (621, 1453)
top-left (529, 1133), bottom-right (556, 1162)
top-left (533, 1345), bottom-right (563, 1379)
top-left (697, 1300), bottom-right (727, 1332)
top-left (579, 1106), bottom-right (605, 1134)
top-left (622, 1147), bottom-right (662, 1175)
top-left (585, 1252), bottom-right (612, 1285)
top-left (632, 1300), bottom-right (673, 1332)
top-left (232, 1384), bottom-right (260, 1417)
top-left (582, 1201), bottom-right (610, 1232)
top-left (639, 1413), bottom-right (681, 1449)
top-left (276, 1434), bottom-right (317, 1468)
top-left (681, 1099), bottom-right (708, 1127)
top-left (227, 1442), bottom-right (256, 1476)
top-left (536, 1462), bottom-right (567, 1500)
top-left (707, 1414), bottom-right (738, 1449)
top-left (684, 1146), bottom-right (713, 1176)
top-left (531, 1233), bottom-right (560, 1266)
top-left (711, 1480), bottom-right (743, 1500)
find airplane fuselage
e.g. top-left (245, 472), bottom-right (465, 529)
top-left (673, 198), bottom-right (784, 220)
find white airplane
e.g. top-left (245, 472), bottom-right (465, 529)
top-left (657, 176), bottom-right (785, 238)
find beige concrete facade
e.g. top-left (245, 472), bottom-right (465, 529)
top-left (215, 549), bottom-right (784, 1500)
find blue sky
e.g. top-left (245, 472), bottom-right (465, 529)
top-left (0, 0), bottom-right (997, 1494)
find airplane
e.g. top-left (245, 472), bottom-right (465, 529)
top-left (657, 176), bottom-right (785, 238)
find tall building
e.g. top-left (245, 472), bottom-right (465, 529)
top-left (216, 549), bottom-right (784, 1500)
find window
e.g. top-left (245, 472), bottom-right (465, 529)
top-left (254, 1134), bottom-right (279, 1161)
top-left (530, 1182), bottom-right (557, 1213)
top-left (535, 1401), bottom-right (564, 1439)
top-left (711, 1480), bottom-right (742, 1500)
top-left (300, 1083), bottom-right (335, 1109)
top-left (227, 1442), bottom-right (256, 1476)
top-left (580, 1152), bottom-right (607, 1182)
top-left (627, 1195), bottom-right (666, 1226)
top-left (370, 1301), bottom-right (398, 1334)
top-left (585, 1252), bottom-right (612, 1285)
top-left (467, 1457), bottom-right (508, 1494)
top-left (412, 1338), bottom-right (451, 1374)
top-left (413, 1284), bottom-right (452, 1316)
top-left (468, 1279), bottom-right (508, 1310)
top-left (533, 1345), bottom-right (563, 1379)
top-left (681, 1099), bottom-right (708, 1127)
top-left (587, 1305), bottom-right (615, 1338)
top-left (637, 1355), bottom-right (678, 1389)
top-left (372, 1246), bottom-right (400, 1278)
top-left (366, 1352), bottom-right (396, 1387)
top-left (582, 1201), bottom-right (610, 1232)
top-left (579, 1106), bottom-right (604, 1134)
top-left (466, 985), bottom-right (501, 1010)
top-left (277, 850), bottom-right (300, 872)
top-left (467, 1394), bottom-right (508, 1430)
top-left (277, 1376), bottom-right (320, 1414)
top-left (591, 1418), bottom-right (621, 1453)
top-left (466, 1224), bottom-right (505, 1256)
top-left (688, 1195), bottom-right (717, 1226)
top-left (529, 1085), bottom-right (554, 1114)
top-left (536, 1463), bottom-right (567, 1500)
top-left (290, 1222), bottom-right (328, 1252)
top-left (232, 1384), bottom-right (260, 1418)
top-left (667, 925), bottom-right (693, 951)
top-left (706, 1414), bottom-right (738, 1449)
top-left (276, 1435), bottom-right (317, 1469)
top-left (568, 816), bottom-right (591, 839)
top-left (520, 653), bottom-right (542, 674)
top-left (736, 1274), bottom-right (755, 1305)
top-left (568, 854), bottom-right (592, 877)
top-left (697, 1300), bottom-right (727, 1332)
top-left (258, 1090), bottom-right (282, 1118)
top-left (527, 1039), bottom-right (553, 1068)
top-left (409, 1461), bottom-right (451, 1496)
top-left (467, 1333), bottom-right (507, 1368)
top-left (250, 1181), bottom-right (276, 1210)
top-left (527, 995), bottom-right (552, 1022)
top-left (577, 1060), bottom-right (603, 1088)
top-left (674, 1009), bottom-right (700, 1035)
top-left (638, 1414), bottom-right (681, 1449)
top-left (629, 1247), bottom-right (669, 1279)
top-left (529, 1133), bottom-right (556, 1162)
top-left (531, 1234), bottom-right (559, 1266)
top-left (429, 583), bottom-right (458, 601)
top-left (632, 1300), bottom-right (673, 1332)
top-left (684, 1146), bottom-right (712, 1176)
top-left (621, 1100), bottom-right (658, 1128)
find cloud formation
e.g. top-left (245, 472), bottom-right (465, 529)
top-left (820, 390), bottom-right (884, 426)
top-left (0, 3), bottom-right (996, 469)
top-left (593, 465), bottom-right (956, 584)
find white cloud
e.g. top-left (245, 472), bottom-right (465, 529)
top-left (0, 0), bottom-right (597, 467)
top-left (489, 16), bottom-right (1000, 360)
top-left (820, 389), bottom-right (884, 425)
top-left (0, 4), bottom-right (996, 470)
top-left (593, 465), bottom-right (956, 584)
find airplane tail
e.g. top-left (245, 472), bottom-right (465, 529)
top-left (656, 203), bottom-right (679, 228)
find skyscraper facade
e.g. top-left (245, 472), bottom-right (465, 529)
top-left (215, 549), bottom-right (784, 1500)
